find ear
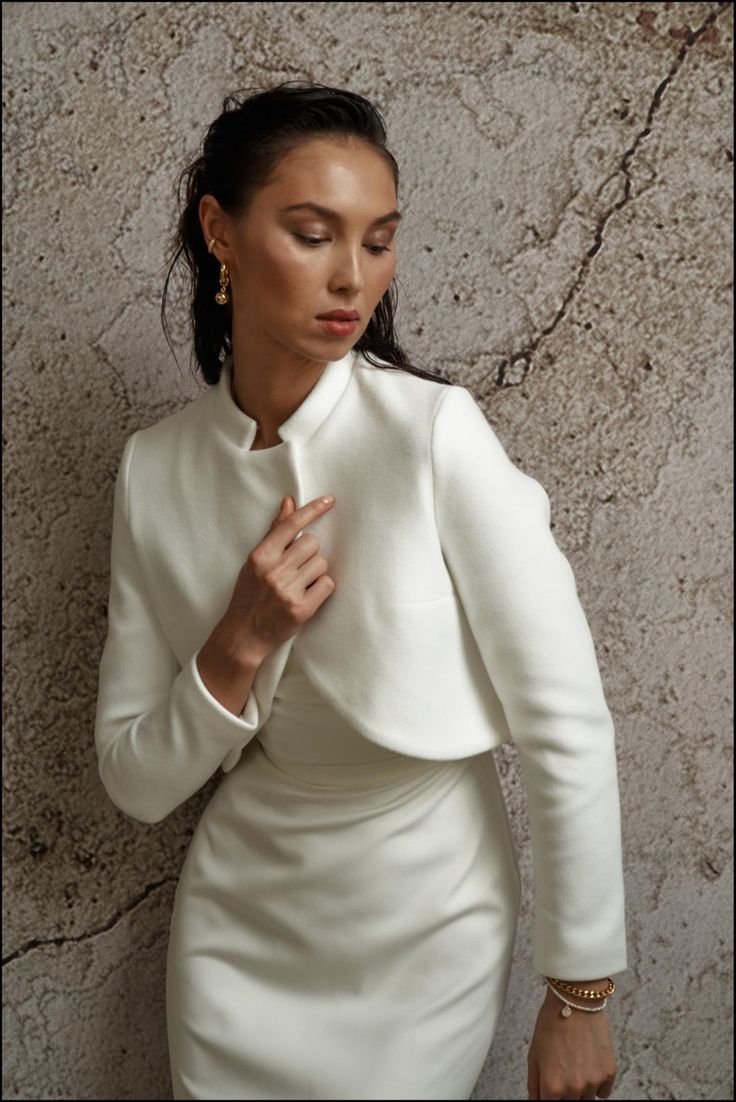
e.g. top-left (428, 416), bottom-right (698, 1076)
top-left (198, 194), bottom-right (225, 252)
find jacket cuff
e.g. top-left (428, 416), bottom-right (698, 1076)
top-left (187, 649), bottom-right (260, 732)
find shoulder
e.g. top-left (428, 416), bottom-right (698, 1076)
top-left (351, 352), bottom-right (497, 439)
top-left (123, 385), bottom-right (214, 471)
top-left (351, 349), bottom-right (459, 430)
top-left (434, 381), bottom-right (497, 438)
top-left (346, 352), bottom-right (510, 472)
top-left (429, 378), bottom-right (551, 513)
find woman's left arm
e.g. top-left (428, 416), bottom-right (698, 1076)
top-left (431, 385), bottom-right (628, 1094)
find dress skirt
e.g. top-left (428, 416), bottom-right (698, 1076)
top-left (166, 646), bottom-right (522, 1100)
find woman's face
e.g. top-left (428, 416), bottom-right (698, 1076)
top-left (200, 136), bottom-right (400, 360)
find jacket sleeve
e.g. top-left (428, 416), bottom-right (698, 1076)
top-left (94, 432), bottom-right (260, 825)
top-left (431, 384), bottom-right (627, 981)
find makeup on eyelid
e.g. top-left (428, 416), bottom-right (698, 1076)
top-left (293, 234), bottom-right (392, 255)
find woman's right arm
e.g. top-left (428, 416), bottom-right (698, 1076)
top-left (94, 433), bottom-right (265, 826)
top-left (94, 434), bottom-right (337, 826)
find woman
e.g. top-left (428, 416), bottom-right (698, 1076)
top-left (94, 81), bottom-right (627, 1100)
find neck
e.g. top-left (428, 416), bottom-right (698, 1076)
top-left (228, 328), bottom-right (328, 446)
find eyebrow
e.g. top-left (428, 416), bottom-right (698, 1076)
top-left (280, 202), bottom-right (402, 226)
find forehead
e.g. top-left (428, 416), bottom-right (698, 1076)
top-left (263, 137), bottom-right (397, 212)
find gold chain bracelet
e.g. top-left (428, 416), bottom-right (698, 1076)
top-left (545, 976), bottom-right (615, 999)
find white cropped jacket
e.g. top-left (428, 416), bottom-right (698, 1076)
top-left (94, 347), bottom-right (628, 980)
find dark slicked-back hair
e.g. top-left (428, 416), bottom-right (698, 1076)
top-left (160, 79), bottom-right (453, 388)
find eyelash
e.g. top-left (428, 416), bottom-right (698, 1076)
top-left (293, 234), bottom-right (391, 256)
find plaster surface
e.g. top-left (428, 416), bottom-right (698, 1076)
top-left (2, 2), bottom-right (732, 1099)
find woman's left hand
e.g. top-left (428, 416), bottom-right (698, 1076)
top-left (527, 986), bottom-right (618, 1100)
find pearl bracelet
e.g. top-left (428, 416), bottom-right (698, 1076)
top-left (546, 980), bottom-right (608, 1018)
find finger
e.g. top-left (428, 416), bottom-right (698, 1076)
top-left (282, 530), bottom-right (323, 573)
top-left (596, 1075), bottom-right (616, 1098)
top-left (292, 494), bottom-right (334, 522)
top-left (295, 550), bottom-right (330, 592)
top-left (273, 495), bottom-right (296, 521)
top-left (270, 494), bottom-right (335, 549)
top-left (300, 572), bottom-right (335, 614)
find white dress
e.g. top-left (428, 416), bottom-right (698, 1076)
top-left (165, 643), bottom-right (522, 1100)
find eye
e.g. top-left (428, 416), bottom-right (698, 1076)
top-left (293, 233), bottom-right (391, 256)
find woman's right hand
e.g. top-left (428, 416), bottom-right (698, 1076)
top-left (217, 494), bottom-right (337, 667)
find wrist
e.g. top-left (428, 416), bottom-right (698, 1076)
top-left (196, 625), bottom-right (265, 718)
top-left (209, 618), bottom-right (269, 672)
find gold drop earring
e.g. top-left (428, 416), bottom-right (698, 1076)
top-left (208, 237), bottom-right (230, 306)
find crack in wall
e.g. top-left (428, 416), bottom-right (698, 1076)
top-left (1, 875), bottom-right (177, 968)
top-left (496, 1), bottom-right (731, 388)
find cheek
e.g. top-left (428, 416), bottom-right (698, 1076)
top-left (255, 239), bottom-right (290, 272)
top-left (249, 236), bottom-right (310, 278)
top-left (273, 241), bottom-right (328, 290)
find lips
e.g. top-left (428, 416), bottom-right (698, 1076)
top-left (316, 311), bottom-right (360, 321)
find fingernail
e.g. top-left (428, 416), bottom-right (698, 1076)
top-left (322, 495), bottom-right (335, 504)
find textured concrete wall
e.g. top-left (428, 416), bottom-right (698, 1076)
top-left (3, 2), bottom-right (732, 1099)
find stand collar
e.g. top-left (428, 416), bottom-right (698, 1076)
top-left (212, 348), bottom-right (358, 451)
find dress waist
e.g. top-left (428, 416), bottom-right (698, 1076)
top-left (255, 738), bottom-right (462, 788)
top-left (254, 645), bottom-right (466, 787)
